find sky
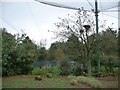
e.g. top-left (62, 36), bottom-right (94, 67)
top-left (0, 0), bottom-right (119, 49)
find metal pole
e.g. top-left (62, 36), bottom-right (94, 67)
top-left (95, 0), bottom-right (100, 73)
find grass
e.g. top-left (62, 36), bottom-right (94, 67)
top-left (2, 75), bottom-right (80, 88)
top-left (2, 75), bottom-right (118, 88)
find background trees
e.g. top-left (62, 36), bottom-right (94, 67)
top-left (2, 28), bottom-right (38, 76)
top-left (2, 28), bottom-right (17, 76)
top-left (52, 10), bottom-right (96, 77)
top-left (99, 28), bottom-right (118, 72)
top-left (1, 11), bottom-right (118, 77)
top-left (51, 10), bottom-right (118, 77)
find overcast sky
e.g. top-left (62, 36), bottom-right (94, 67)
top-left (0, 0), bottom-right (119, 49)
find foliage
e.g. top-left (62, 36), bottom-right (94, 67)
top-left (32, 68), bottom-right (48, 75)
top-left (32, 68), bottom-right (42, 75)
top-left (2, 28), bottom-right (16, 76)
top-left (52, 10), bottom-right (98, 77)
top-left (92, 67), bottom-right (97, 73)
top-left (112, 67), bottom-right (118, 76)
top-left (34, 76), bottom-right (42, 81)
top-left (32, 67), bottom-right (61, 76)
top-left (37, 47), bottom-right (47, 60)
top-left (73, 65), bottom-right (83, 76)
top-left (66, 34), bottom-right (81, 61)
top-left (50, 67), bottom-right (61, 76)
top-left (60, 60), bottom-right (71, 76)
top-left (1, 12), bottom-right (118, 77)
top-left (46, 73), bottom-right (53, 78)
top-left (2, 28), bottom-right (38, 76)
top-left (100, 66), bottom-right (106, 73)
top-left (49, 7), bottom-right (118, 77)
top-left (99, 28), bottom-right (118, 69)
top-left (47, 26), bottom-right (118, 77)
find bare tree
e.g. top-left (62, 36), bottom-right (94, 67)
top-left (52, 9), bottom-right (97, 77)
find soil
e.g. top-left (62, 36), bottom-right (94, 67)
top-left (97, 76), bottom-right (118, 88)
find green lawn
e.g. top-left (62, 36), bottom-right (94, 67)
top-left (2, 75), bottom-right (83, 88)
top-left (2, 75), bottom-right (118, 88)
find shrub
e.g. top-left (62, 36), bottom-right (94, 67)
top-left (76, 76), bottom-right (88, 83)
top-left (50, 67), bottom-right (61, 76)
top-left (34, 76), bottom-right (42, 81)
top-left (67, 75), bottom-right (77, 80)
top-left (60, 70), bottom-right (71, 76)
top-left (100, 66), bottom-right (106, 72)
top-left (106, 67), bottom-right (110, 72)
top-left (46, 73), bottom-right (52, 78)
top-left (73, 66), bottom-right (82, 76)
top-left (92, 67), bottom-right (97, 73)
top-left (60, 61), bottom-right (71, 76)
top-left (32, 68), bottom-right (41, 75)
top-left (39, 69), bottom-right (48, 75)
top-left (32, 67), bottom-right (61, 76)
top-left (32, 68), bottom-right (48, 75)
top-left (70, 79), bottom-right (78, 85)
top-left (112, 67), bottom-right (118, 76)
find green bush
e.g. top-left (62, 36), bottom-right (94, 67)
top-left (34, 76), bottom-right (42, 81)
top-left (106, 67), bottom-right (110, 72)
top-left (32, 67), bottom-right (61, 76)
top-left (32, 68), bottom-right (41, 75)
top-left (100, 66), bottom-right (106, 72)
top-left (50, 67), bottom-right (61, 76)
top-left (32, 68), bottom-right (48, 75)
top-left (112, 67), bottom-right (118, 75)
top-left (92, 67), bottom-right (97, 73)
top-left (73, 66), bottom-right (82, 76)
top-left (46, 73), bottom-right (53, 78)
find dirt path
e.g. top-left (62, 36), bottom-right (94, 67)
top-left (97, 77), bottom-right (118, 88)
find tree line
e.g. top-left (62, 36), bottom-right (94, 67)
top-left (1, 10), bottom-right (118, 77)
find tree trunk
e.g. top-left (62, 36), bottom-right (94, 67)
top-left (87, 59), bottom-right (92, 77)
